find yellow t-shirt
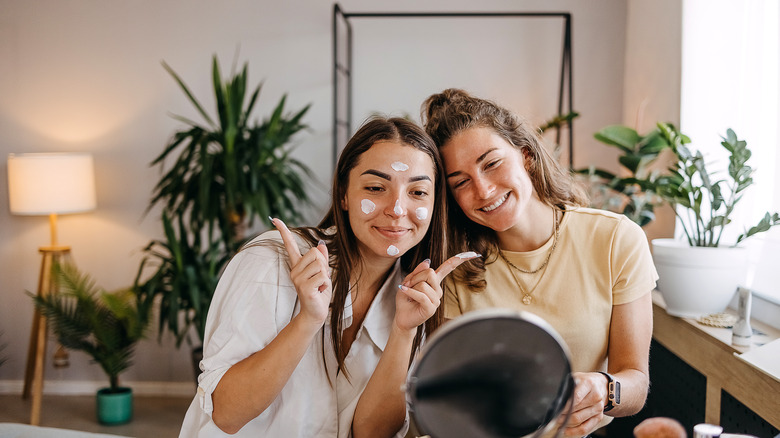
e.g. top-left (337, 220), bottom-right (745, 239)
top-left (445, 207), bottom-right (658, 374)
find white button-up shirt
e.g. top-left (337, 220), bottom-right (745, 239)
top-left (178, 231), bottom-right (409, 438)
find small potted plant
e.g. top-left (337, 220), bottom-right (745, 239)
top-left (651, 123), bottom-right (780, 317)
top-left (31, 262), bottom-right (150, 425)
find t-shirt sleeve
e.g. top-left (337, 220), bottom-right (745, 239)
top-left (610, 217), bottom-right (659, 305)
top-left (195, 238), bottom-right (297, 416)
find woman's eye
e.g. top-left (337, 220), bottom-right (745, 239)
top-left (365, 186), bottom-right (383, 192)
top-left (452, 179), bottom-right (468, 189)
top-left (485, 159), bottom-right (501, 170)
top-left (411, 190), bottom-right (429, 197)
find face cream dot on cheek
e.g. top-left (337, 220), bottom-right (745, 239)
top-left (391, 161), bottom-right (409, 172)
top-left (394, 199), bottom-right (403, 215)
top-left (415, 207), bottom-right (429, 220)
top-left (361, 199), bottom-right (375, 214)
top-left (387, 245), bottom-right (400, 256)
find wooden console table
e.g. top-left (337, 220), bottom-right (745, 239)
top-left (651, 292), bottom-right (780, 429)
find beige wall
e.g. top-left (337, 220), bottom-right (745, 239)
top-left (623, 0), bottom-right (682, 242)
top-left (0, 0), bottom-right (681, 391)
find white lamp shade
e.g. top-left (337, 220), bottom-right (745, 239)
top-left (7, 153), bottom-right (97, 215)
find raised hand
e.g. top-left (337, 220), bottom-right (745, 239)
top-left (272, 218), bottom-right (332, 326)
top-left (395, 252), bottom-right (481, 332)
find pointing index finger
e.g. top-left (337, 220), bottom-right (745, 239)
top-left (271, 217), bottom-right (302, 266)
top-left (435, 251), bottom-right (481, 279)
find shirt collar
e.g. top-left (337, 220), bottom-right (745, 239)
top-left (361, 260), bottom-right (403, 351)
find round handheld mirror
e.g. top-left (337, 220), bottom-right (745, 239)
top-left (406, 308), bottom-right (574, 438)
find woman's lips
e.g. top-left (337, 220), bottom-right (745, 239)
top-left (480, 192), bottom-right (509, 212)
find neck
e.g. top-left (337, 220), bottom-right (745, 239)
top-left (351, 253), bottom-right (396, 299)
top-left (498, 202), bottom-right (558, 252)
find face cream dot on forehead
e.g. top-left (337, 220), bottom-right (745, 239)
top-left (394, 199), bottom-right (403, 215)
top-left (391, 161), bottom-right (409, 172)
top-left (415, 207), bottom-right (429, 220)
top-left (387, 245), bottom-right (400, 256)
top-left (361, 199), bottom-right (375, 214)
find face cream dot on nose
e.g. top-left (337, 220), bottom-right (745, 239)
top-left (387, 245), bottom-right (400, 256)
top-left (394, 199), bottom-right (403, 215)
top-left (415, 207), bottom-right (429, 220)
top-left (391, 161), bottom-right (409, 172)
top-left (361, 199), bottom-right (375, 214)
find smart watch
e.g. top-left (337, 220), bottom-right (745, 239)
top-left (598, 371), bottom-right (620, 412)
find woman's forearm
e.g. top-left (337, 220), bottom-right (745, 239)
top-left (352, 324), bottom-right (417, 438)
top-left (211, 314), bottom-right (323, 434)
top-left (607, 368), bottom-right (649, 417)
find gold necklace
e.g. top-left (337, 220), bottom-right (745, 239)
top-left (499, 208), bottom-right (561, 305)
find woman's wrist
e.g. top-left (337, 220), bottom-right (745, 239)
top-left (291, 312), bottom-right (326, 336)
top-left (390, 321), bottom-right (418, 343)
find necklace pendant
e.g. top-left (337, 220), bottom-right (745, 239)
top-left (522, 294), bottom-right (533, 305)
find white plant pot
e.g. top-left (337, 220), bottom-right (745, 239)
top-left (651, 238), bottom-right (748, 318)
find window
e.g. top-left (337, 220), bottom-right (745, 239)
top-left (681, 0), bottom-right (780, 307)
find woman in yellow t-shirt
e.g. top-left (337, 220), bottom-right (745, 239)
top-left (421, 89), bottom-right (658, 437)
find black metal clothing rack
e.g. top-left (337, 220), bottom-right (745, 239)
top-left (332, 3), bottom-right (574, 168)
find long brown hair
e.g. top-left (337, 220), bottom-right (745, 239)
top-left (257, 116), bottom-right (447, 379)
top-left (421, 88), bottom-right (586, 291)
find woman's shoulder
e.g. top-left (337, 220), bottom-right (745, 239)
top-left (240, 229), bottom-right (314, 256)
top-left (563, 207), bottom-right (645, 239)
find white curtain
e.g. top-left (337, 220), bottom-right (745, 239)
top-left (681, 0), bottom-right (780, 303)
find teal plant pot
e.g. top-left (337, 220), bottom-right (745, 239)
top-left (96, 387), bottom-right (133, 425)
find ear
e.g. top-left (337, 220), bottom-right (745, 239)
top-left (341, 193), bottom-right (349, 211)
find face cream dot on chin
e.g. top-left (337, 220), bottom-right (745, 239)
top-left (361, 199), bottom-right (375, 214)
top-left (391, 161), bottom-right (409, 172)
top-left (415, 207), bottom-right (429, 220)
top-left (394, 199), bottom-right (403, 215)
top-left (387, 245), bottom-right (400, 256)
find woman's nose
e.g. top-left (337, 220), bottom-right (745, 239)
top-left (473, 177), bottom-right (495, 199)
top-left (386, 198), bottom-right (407, 218)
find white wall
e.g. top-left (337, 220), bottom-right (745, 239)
top-left (623, 0), bottom-right (683, 242)
top-left (0, 0), bottom-right (674, 392)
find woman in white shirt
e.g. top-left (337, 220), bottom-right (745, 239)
top-left (179, 117), bottom-right (477, 438)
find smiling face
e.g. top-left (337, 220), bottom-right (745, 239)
top-left (442, 126), bottom-right (543, 232)
top-left (342, 140), bottom-right (436, 264)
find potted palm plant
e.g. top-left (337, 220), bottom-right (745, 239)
top-left (135, 55), bottom-right (315, 378)
top-left (651, 123), bottom-right (780, 317)
top-left (31, 262), bottom-right (150, 425)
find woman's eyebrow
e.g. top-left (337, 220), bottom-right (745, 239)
top-left (362, 169), bottom-right (392, 180)
top-left (362, 169), bottom-right (432, 183)
top-left (446, 148), bottom-right (499, 179)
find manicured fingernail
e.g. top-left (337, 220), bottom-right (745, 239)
top-left (398, 284), bottom-right (409, 291)
top-left (423, 258), bottom-right (431, 265)
top-left (318, 240), bottom-right (326, 246)
top-left (269, 216), bottom-right (275, 224)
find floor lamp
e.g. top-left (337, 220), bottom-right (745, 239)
top-left (7, 152), bottom-right (96, 426)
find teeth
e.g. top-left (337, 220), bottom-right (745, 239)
top-left (481, 193), bottom-right (508, 212)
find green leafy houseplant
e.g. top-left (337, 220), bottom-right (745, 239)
top-left (576, 124), bottom-right (672, 227)
top-left (655, 123), bottom-right (780, 247)
top-left (136, 55), bottom-right (315, 352)
top-left (31, 263), bottom-right (150, 393)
